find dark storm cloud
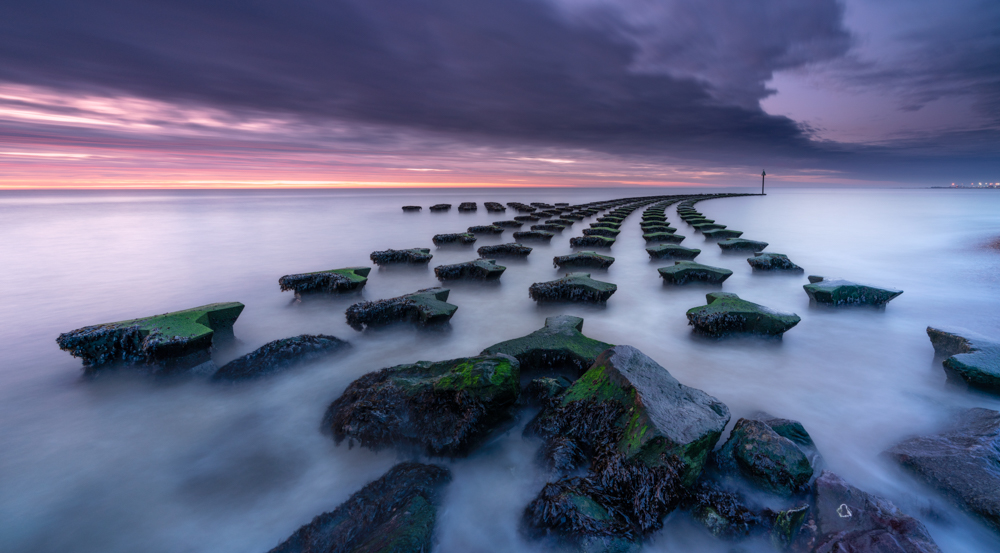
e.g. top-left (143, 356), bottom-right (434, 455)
top-left (0, 0), bottom-right (852, 157)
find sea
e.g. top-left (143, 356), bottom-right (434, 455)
top-left (2, 187), bottom-right (999, 552)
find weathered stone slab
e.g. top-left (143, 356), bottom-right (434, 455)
top-left (646, 244), bottom-right (700, 260)
top-left (553, 251), bottom-right (614, 269)
top-left (434, 259), bottom-right (506, 280)
top-left (432, 232), bottom-right (476, 246)
top-left (747, 252), bottom-right (802, 271)
top-left (279, 267), bottom-right (371, 297)
top-left (803, 276), bottom-right (902, 306)
top-left (345, 288), bottom-right (457, 330)
top-left (686, 292), bottom-right (800, 336)
top-left (213, 335), bottom-right (350, 381)
top-left (658, 261), bottom-right (732, 285)
top-left (529, 273), bottom-right (617, 303)
top-left (718, 238), bottom-right (768, 252)
top-left (370, 248), bottom-right (432, 265)
top-left (481, 315), bottom-right (613, 374)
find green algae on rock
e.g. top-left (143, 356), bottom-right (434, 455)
top-left (713, 418), bottom-right (814, 496)
top-left (481, 315), bottom-right (613, 374)
top-left (582, 226), bottom-right (621, 238)
top-left (531, 223), bottom-right (566, 232)
top-left (692, 222), bottom-right (726, 231)
top-left (434, 259), bottom-right (506, 281)
top-left (718, 238), bottom-right (768, 252)
top-left (345, 288), bottom-right (457, 330)
top-left (432, 232), bottom-right (476, 246)
top-left (686, 292), bottom-right (800, 336)
top-left (658, 261), bottom-right (732, 285)
top-left (513, 230), bottom-right (554, 242)
top-left (212, 334), bottom-right (350, 381)
top-left (56, 302), bottom-right (244, 369)
top-left (529, 273), bottom-right (617, 303)
top-left (278, 267), bottom-right (371, 297)
top-left (477, 242), bottom-right (532, 258)
top-left (267, 462), bottom-right (450, 553)
top-left (570, 235), bottom-right (615, 248)
top-left (324, 355), bottom-right (520, 456)
top-left (467, 224), bottom-right (504, 235)
top-left (369, 248), bottom-right (432, 265)
top-left (803, 276), bottom-right (902, 306)
top-left (927, 326), bottom-right (1000, 392)
top-left (553, 251), bottom-right (615, 269)
top-left (703, 228), bottom-right (744, 239)
top-left (646, 243), bottom-right (701, 260)
top-left (643, 232), bottom-right (685, 244)
top-left (747, 252), bottom-right (802, 271)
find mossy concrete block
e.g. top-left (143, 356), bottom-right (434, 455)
top-left (477, 242), bottom-right (532, 257)
top-left (583, 227), bottom-right (621, 238)
top-left (553, 251), bottom-right (615, 269)
top-left (646, 244), bottom-right (700, 260)
top-left (529, 273), bottom-right (617, 303)
top-left (267, 462), bottom-right (450, 553)
top-left (703, 228), bottom-right (743, 239)
top-left (481, 315), bottom-right (613, 374)
top-left (570, 235), bottom-right (615, 248)
top-left (458, 202), bottom-right (477, 211)
top-left (484, 201), bottom-right (506, 212)
top-left (370, 248), bottom-right (432, 265)
top-left (56, 302), bottom-right (244, 369)
top-left (803, 276), bottom-right (902, 306)
top-left (213, 334), bottom-right (350, 381)
top-left (513, 230), bottom-right (554, 242)
top-left (719, 238), bottom-right (768, 252)
top-left (429, 203), bottom-right (451, 211)
top-left (492, 220), bottom-right (523, 228)
top-left (927, 326), bottom-right (1000, 391)
top-left (434, 259), bottom-right (506, 281)
top-left (643, 232), bottom-right (685, 244)
top-left (432, 232), bottom-right (476, 246)
top-left (531, 223), bottom-right (566, 232)
top-left (686, 292), bottom-right (800, 336)
top-left (324, 355), bottom-right (520, 456)
top-left (401, 205), bottom-right (421, 212)
top-left (658, 261), bottom-right (732, 285)
top-left (747, 253), bottom-right (802, 271)
top-left (467, 225), bottom-right (504, 235)
top-left (345, 288), bottom-right (457, 330)
top-left (714, 418), bottom-right (813, 496)
top-left (279, 267), bottom-right (371, 296)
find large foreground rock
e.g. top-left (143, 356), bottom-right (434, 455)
top-left (658, 261), bottom-right (732, 285)
top-left (926, 326), bottom-right (1000, 391)
top-left (713, 417), bottom-right (815, 497)
top-left (553, 251), bottom-right (614, 269)
top-left (56, 302), bottom-right (244, 370)
top-left (687, 292), bottom-right (800, 337)
top-left (529, 273), bottom-right (617, 303)
top-left (748, 253), bottom-right (803, 271)
top-left (434, 259), bottom-right (505, 280)
top-left (885, 407), bottom-right (1000, 532)
top-left (279, 267), bottom-right (370, 297)
top-left (370, 248), bottom-right (432, 265)
top-left (804, 276), bottom-right (903, 306)
top-left (345, 288), bottom-right (457, 330)
top-left (646, 244), bottom-right (700, 260)
top-left (213, 335), bottom-right (350, 381)
top-left (477, 242), bottom-right (532, 257)
top-left (267, 462), bottom-right (450, 553)
top-left (718, 238), bottom-right (768, 252)
top-left (324, 355), bottom-right (519, 456)
top-left (481, 315), bottom-right (612, 374)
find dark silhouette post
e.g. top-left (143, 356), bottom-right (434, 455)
top-left (761, 170), bottom-right (766, 195)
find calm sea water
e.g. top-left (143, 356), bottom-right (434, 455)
top-left (2, 187), bottom-right (1000, 553)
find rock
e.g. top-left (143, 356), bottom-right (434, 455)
top-left (458, 202), bottom-right (477, 211)
top-left (278, 267), bottom-right (371, 297)
top-left (467, 225), bottom-right (504, 235)
top-left (719, 238), bottom-right (768, 252)
top-left (524, 376), bottom-right (574, 405)
top-left (748, 253), bottom-right (802, 271)
top-left (640, 224), bottom-right (676, 233)
top-left (692, 223), bottom-right (726, 231)
top-left (554, 251), bottom-right (615, 269)
top-left (643, 232), bottom-right (685, 244)
top-left (531, 223), bottom-right (566, 232)
top-left (401, 205), bottom-right (421, 212)
top-left (926, 326), bottom-right (1000, 391)
top-left (529, 273), bottom-right (617, 303)
top-left (492, 220), bottom-right (523, 228)
top-left (885, 407), bottom-right (1000, 532)
top-left (56, 302), bottom-right (244, 370)
top-left (432, 232), bottom-right (476, 246)
top-left (477, 242), bottom-right (533, 257)
top-left (803, 276), bottom-right (903, 306)
top-left (562, 213), bottom-right (585, 221)
top-left (484, 201), bottom-right (506, 212)
top-left (804, 471), bottom-right (942, 553)
top-left (646, 244), bottom-right (701, 260)
top-left (369, 248), bottom-right (432, 265)
top-left (481, 315), bottom-right (613, 374)
top-left (714, 418), bottom-right (814, 496)
top-left (547, 218), bottom-right (576, 227)
top-left (324, 354), bottom-right (520, 456)
top-left (429, 203), bottom-right (451, 211)
top-left (267, 462), bottom-right (451, 553)
top-left (704, 229), bottom-right (744, 239)
top-left (434, 259), bottom-right (506, 280)
top-left (658, 261), bottom-right (733, 285)
top-left (583, 227), bottom-right (621, 238)
top-left (212, 335), bottom-right (350, 381)
top-left (345, 288), bottom-right (457, 330)
top-left (514, 214), bottom-right (541, 222)
top-left (685, 482), bottom-right (766, 540)
top-left (513, 230), bottom-right (555, 242)
top-left (686, 292), bottom-right (800, 337)
top-left (570, 236), bottom-right (615, 248)
top-left (523, 479), bottom-right (639, 551)
top-left (531, 202), bottom-right (555, 209)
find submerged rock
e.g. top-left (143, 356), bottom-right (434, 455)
top-left (345, 288), bottom-right (457, 330)
top-left (644, 232), bottom-right (685, 244)
top-left (267, 462), bottom-right (451, 553)
top-left (484, 201), bottom-right (506, 212)
top-left (212, 335), bottom-right (350, 381)
top-left (492, 219), bottom-right (523, 228)
top-left (481, 315), bottom-right (613, 374)
top-left (747, 253), bottom-right (802, 271)
top-left (646, 244), bottom-right (701, 260)
top-left (370, 248), bottom-right (432, 265)
top-left (467, 225), bottom-right (504, 235)
top-left (477, 242), bottom-right (533, 258)
top-left (570, 235), bottom-right (615, 248)
top-left (458, 202), bottom-right (477, 211)
top-left (278, 267), bottom-right (371, 297)
top-left (401, 205), bottom-right (421, 212)
top-left (704, 229), bottom-right (744, 239)
top-left (554, 251), bottom-right (615, 269)
top-left (686, 292), bottom-right (800, 337)
top-left (718, 238), bottom-right (768, 252)
top-left (803, 276), bottom-right (903, 306)
top-left (583, 227), bottom-right (620, 238)
top-left (429, 203), bottom-right (451, 211)
top-left (529, 273), bottom-right (617, 303)
top-left (885, 407), bottom-right (1000, 532)
top-left (56, 302), bottom-right (244, 370)
top-left (432, 232), bottom-right (476, 246)
top-left (324, 354), bottom-right (520, 456)
top-left (513, 230), bottom-right (555, 242)
top-left (714, 418), bottom-right (814, 497)
top-left (658, 261), bottom-right (732, 285)
top-left (926, 326), bottom-right (1000, 391)
top-left (434, 259), bottom-right (506, 281)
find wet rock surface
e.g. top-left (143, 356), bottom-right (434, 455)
top-left (212, 334), bottom-right (350, 381)
top-left (719, 238), bottom-right (768, 252)
top-left (267, 462), bottom-right (451, 553)
top-left (687, 292), bottom-right (800, 337)
top-left (477, 242), bottom-right (533, 257)
top-left (434, 259), bottom-right (506, 280)
top-left (369, 248), bottom-right (432, 265)
top-left (345, 288), bottom-right (458, 330)
top-left (481, 315), bottom-right (613, 375)
top-left (926, 326), bottom-right (1000, 390)
top-left (885, 407), bottom-right (1000, 532)
top-left (748, 253), bottom-right (803, 271)
top-left (278, 267), bottom-right (371, 297)
top-left (529, 273), bottom-right (617, 303)
top-left (804, 276), bottom-right (903, 306)
top-left (524, 376), bottom-right (574, 405)
top-left (646, 244), bottom-right (701, 260)
top-left (553, 251), bottom-right (615, 269)
top-left (714, 418), bottom-right (815, 497)
top-left (432, 232), bottom-right (477, 246)
top-left (658, 261), bottom-right (732, 285)
top-left (324, 354), bottom-right (520, 456)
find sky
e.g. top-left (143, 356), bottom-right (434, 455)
top-left (0, 0), bottom-right (996, 189)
